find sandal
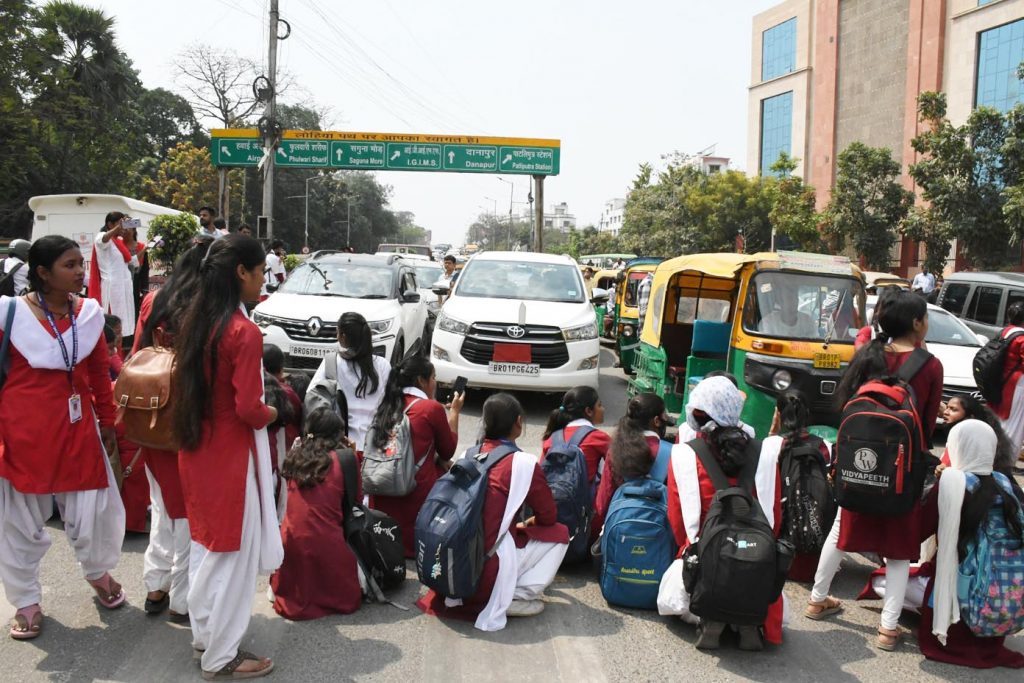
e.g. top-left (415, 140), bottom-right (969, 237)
top-left (876, 628), bottom-right (902, 651)
top-left (804, 596), bottom-right (843, 620)
top-left (87, 573), bottom-right (126, 609)
top-left (144, 590), bottom-right (169, 615)
top-left (201, 650), bottom-right (274, 680)
top-left (9, 605), bottom-right (43, 640)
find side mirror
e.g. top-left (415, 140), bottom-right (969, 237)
top-left (976, 334), bottom-right (989, 345)
top-left (591, 287), bottom-right (609, 304)
top-left (431, 279), bottom-right (451, 296)
top-left (402, 291), bottom-right (421, 304)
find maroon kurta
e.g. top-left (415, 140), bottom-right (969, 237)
top-left (271, 454), bottom-right (362, 620)
top-left (838, 350), bottom-right (943, 560)
top-left (992, 326), bottom-right (1024, 420)
top-left (593, 434), bottom-right (659, 533)
top-left (541, 424), bottom-right (611, 484)
top-left (178, 311), bottom-right (273, 552)
top-left (370, 394), bottom-right (458, 557)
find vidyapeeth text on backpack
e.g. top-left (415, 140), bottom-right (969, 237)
top-left (414, 443), bottom-right (518, 599)
top-left (957, 472), bottom-right (1024, 638)
top-left (682, 439), bottom-right (793, 626)
top-left (599, 440), bottom-right (677, 609)
top-left (973, 327), bottom-right (1024, 405)
top-left (362, 398), bottom-right (432, 497)
top-left (543, 426), bottom-right (596, 564)
top-left (834, 348), bottom-right (931, 517)
top-left (778, 433), bottom-right (836, 555)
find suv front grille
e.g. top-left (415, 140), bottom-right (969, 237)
top-left (264, 314), bottom-right (338, 343)
top-left (460, 322), bottom-right (569, 369)
top-left (285, 354), bottom-right (325, 371)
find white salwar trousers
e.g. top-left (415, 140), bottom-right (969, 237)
top-left (143, 466), bottom-right (191, 615)
top-left (187, 459), bottom-right (261, 673)
top-left (0, 458), bottom-right (125, 609)
top-left (1000, 375), bottom-right (1024, 456)
top-left (512, 540), bottom-right (568, 602)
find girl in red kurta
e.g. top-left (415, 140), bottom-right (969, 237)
top-left (0, 236), bottom-right (127, 641)
top-left (990, 302), bottom-right (1024, 456)
top-left (170, 235), bottom-right (280, 680)
top-left (665, 376), bottom-right (783, 650)
top-left (368, 356), bottom-right (464, 557)
top-left (807, 290), bottom-right (944, 652)
top-left (272, 408), bottom-right (362, 620)
top-left (418, 392), bottom-right (569, 630)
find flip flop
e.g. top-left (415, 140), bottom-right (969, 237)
top-left (202, 650), bottom-right (274, 681)
top-left (87, 573), bottom-right (126, 609)
top-left (804, 597), bottom-right (843, 620)
top-left (9, 605), bottom-right (43, 641)
top-left (876, 628), bottom-right (902, 651)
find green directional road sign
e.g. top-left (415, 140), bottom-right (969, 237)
top-left (385, 142), bottom-right (442, 171)
top-left (330, 141), bottom-right (386, 169)
top-left (214, 139), bottom-right (262, 167)
top-left (442, 144), bottom-right (498, 172)
top-left (275, 139), bottom-right (330, 167)
top-left (498, 146), bottom-right (559, 174)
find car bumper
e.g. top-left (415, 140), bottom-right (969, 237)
top-left (258, 325), bottom-right (393, 373)
top-left (430, 328), bottom-right (599, 392)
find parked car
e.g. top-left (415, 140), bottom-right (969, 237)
top-left (935, 271), bottom-right (1024, 339)
top-left (376, 243), bottom-right (433, 260)
top-left (252, 253), bottom-right (429, 374)
top-left (430, 251), bottom-right (603, 392)
top-left (867, 295), bottom-right (985, 410)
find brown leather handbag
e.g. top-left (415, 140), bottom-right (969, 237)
top-left (114, 346), bottom-right (178, 451)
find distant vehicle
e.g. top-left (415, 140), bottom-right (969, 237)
top-left (28, 194), bottom-right (181, 279)
top-left (935, 271), bottom-right (1024, 339)
top-left (377, 243), bottom-right (432, 260)
top-left (579, 253), bottom-right (637, 269)
top-left (862, 271), bottom-right (911, 293)
top-left (252, 252), bottom-right (429, 374)
top-left (463, 243), bottom-right (480, 255)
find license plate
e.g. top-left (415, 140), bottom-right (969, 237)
top-left (290, 344), bottom-right (333, 359)
top-left (488, 362), bottom-right (541, 376)
top-left (813, 352), bottom-right (841, 369)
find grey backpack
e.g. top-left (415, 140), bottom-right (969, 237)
top-left (304, 353), bottom-right (349, 435)
top-left (362, 399), bottom-right (432, 497)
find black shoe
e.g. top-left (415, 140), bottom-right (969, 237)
top-left (144, 592), bottom-right (169, 615)
top-left (168, 610), bottom-right (189, 624)
top-left (737, 625), bottom-right (764, 651)
top-left (695, 620), bottom-right (725, 650)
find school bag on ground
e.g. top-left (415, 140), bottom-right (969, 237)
top-left (362, 399), bottom-right (432, 497)
top-left (304, 352), bottom-right (349, 435)
top-left (542, 426), bottom-right (596, 564)
top-left (414, 443), bottom-right (518, 599)
top-left (973, 328), bottom-right (1024, 405)
top-left (833, 348), bottom-right (931, 517)
top-left (336, 449), bottom-right (407, 607)
top-left (779, 433), bottom-right (836, 555)
top-left (957, 472), bottom-right (1024, 638)
top-left (599, 440), bottom-right (677, 610)
top-left (682, 439), bottom-right (793, 626)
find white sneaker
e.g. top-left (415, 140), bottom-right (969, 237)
top-left (507, 599), bottom-right (545, 617)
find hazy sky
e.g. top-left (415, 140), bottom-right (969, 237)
top-left (86, 0), bottom-right (779, 245)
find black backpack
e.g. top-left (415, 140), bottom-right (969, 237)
top-left (833, 348), bottom-right (931, 517)
top-left (337, 450), bottom-right (408, 608)
top-left (0, 259), bottom-right (24, 297)
top-left (973, 328), bottom-right (1024, 404)
top-left (779, 433), bottom-right (836, 555)
top-left (682, 439), bottom-right (794, 626)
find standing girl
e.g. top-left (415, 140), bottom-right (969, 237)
top-left (0, 235), bottom-right (126, 640)
top-left (806, 290), bottom-right (943, 651)
top-left (367, 356), bottom-right (464, 557)
top-left (171, 234), bottom-right (282, 680)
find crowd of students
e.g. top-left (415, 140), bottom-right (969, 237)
top-left (0, 238), bottom-right (1023, 679)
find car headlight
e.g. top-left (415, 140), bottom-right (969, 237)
top-left (437, 312), bottom-right (470, 336)
top-left (772, 369), bottom-right (793, 391)
top-left (252, 311), bottom-right (272, 328)
top-left (563, 322), bottom-right (598, 341)
top-left (368, 319), bottom-right (394, 335)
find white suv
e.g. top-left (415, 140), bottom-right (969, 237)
top-left (431, 251), bottom-right (600, 391)
top-left (252, 253), bottom-right (429, 373)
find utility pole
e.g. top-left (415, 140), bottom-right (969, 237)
top-left (261, 0), bottom-right (281, 241)
top-left (498, 177), bottom-right (514, 250)
top-left (533, 175), bottom-right (545, 253)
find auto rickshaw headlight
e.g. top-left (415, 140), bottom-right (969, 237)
top-left (622, 325), bottom-right (634, 337)
top-left (772, 369), bottom-right (793, 391)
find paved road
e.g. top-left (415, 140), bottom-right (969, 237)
top-left (2, 347), bottom-right (1021, 681)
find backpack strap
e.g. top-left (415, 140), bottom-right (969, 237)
top-left (566, 425), bottom-right (596, 448)
top-left (403, 398), bottom-right (434, 471)
top-left (896, 347), bottom-right (932, 383)
top-left (688, 438), bottom-right (730, 492)
top-left (0, 299), bottom-right (16, 390)
top-left (648, 440), bottom-right (672, 484)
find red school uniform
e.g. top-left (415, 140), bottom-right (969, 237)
top-left (991, 326), bottom-right (1024, 421)
top-left (370, 392), bottom-right (458, 558)
top-left (417, 439), bottom-right (569, 619)
top-left (178, 311), bottom-right (273, 552)
top-left (593, 433), bottom-right (661, 534)
top-left (0, 297), bottom-right (115, 493)
top-left (541, 422), bottom-right (611, 484)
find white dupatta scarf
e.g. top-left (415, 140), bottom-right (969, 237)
top-left (2, 296), bottom-right (104, 368)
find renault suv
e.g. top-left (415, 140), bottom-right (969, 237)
top-left (252, 253), bottom-right (429, 373)
top-left (431, 251), bottom-right (601, 391)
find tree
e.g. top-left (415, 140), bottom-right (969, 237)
top-left (172, 45), bottom-right (264, 128)
top-left (142, 142), bottom-right (230, 213)
top-left (765, 153), bottom-right (822, 252)
top-left (148, 212), bottom-right (199, 270)
top-left (824, 143), bottom-right (913, 271)
top-left (135, 88), bottom-right (206, 159)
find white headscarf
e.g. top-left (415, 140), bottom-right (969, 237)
top-left (684, 375), bottom-right (744, 434)
top-left (933, 419), bottom-right (997, 644)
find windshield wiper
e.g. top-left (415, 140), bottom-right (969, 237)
top-left (306, 263), bottom-right (333, 289)
top-left (310, 292), bottom-right (345, 297)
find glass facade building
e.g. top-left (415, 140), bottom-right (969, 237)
top-left (976, 19), bottom-right (1024, 112)
top-left (762, 18), bottom-right (798, 81)
top-left (760, 91), bottom-right (793, 175)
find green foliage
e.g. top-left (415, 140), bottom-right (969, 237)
top-left (148, 213), bottom-right (199, 270)
top-left (282, 254), bottom-right (302, 272)
top-left (900, 207), bottom-right (951, 275)
top-left (765, 153), bottom-right (823, 252)
top-left (824, 143), bottom-right (913, 271)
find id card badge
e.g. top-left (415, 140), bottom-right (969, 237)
top-left (68, 394), bottom-right (83, 424)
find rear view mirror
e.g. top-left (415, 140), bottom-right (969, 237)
top-left (591, 287), bottom-right (609, 304)
top-left (402, 291), bottom-right (421, 304)
top-left (431, 279), bottom-right (451, 296)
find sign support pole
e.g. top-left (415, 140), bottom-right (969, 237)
top-left (262, 0), bottom-right (279, 241)
top-left (533, 174), bottom-right (544, 253)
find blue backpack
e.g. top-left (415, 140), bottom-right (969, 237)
top-left (599, 441), bottom-right (676, 609)
top-left (414, 444), bottom-right (518, 599)
top-left (957, 472), bottom-right (1024, 638)
top-left (543, 426), bottom-right (597, 564)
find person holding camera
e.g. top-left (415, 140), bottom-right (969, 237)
top-left (89, 211), bottom-right (137, 338)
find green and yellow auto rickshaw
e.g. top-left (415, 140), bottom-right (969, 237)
top-left (613, 257), bottom-right (665, 373)
top-left (628, 252), bottom-right (866, 437)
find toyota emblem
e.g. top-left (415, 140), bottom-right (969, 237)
top-left (306, 317), bottom-right (323, 337)
top-left (506, 325), bottom-right (526, 339)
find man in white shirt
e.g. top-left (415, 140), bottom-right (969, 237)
top-left (197, 206), bottom-right (219, 239)
top-left (912, 268), bottom-right (936, 295)
top-left (2, 239), bottom-right (31, 296)
top-left (92, 212), bottom-right (137, 335)
top-left (264, 240), bottom-right (286, 293)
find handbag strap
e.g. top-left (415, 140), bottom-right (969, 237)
top-left (0, 298), bottom-right (16, 389)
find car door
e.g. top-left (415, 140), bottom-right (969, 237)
top-left (399, 268), bottom-right (427, 347)
top-left (961, 284), bottom-right (1004, 338)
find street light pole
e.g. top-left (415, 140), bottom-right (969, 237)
top-left (497, 177), bottom-right (514, 250)
top-left (483, 196), bottom-right (498, 247)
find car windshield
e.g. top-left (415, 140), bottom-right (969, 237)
top-left (278, 261), bottom-right (393, 299)
top-left (414, 264), bottom-right (442, 289)
top-left (455, 260), bottom-right (585, 303)
top-left (865, 302), bottom-right (980, 347)
top-left (745, 271), bottom-right (864, 342)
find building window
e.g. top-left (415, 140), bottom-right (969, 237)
top-left (759, 91), bottom-right (793, 175)
top-left (976, 19), bottom-right (1024, 112)
top-left (762, 18), bottom-right (797, 81)
top-left (978, 0), bottom-right (998, 6)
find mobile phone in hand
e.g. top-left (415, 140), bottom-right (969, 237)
top-left (452, 375), bottom-right (468, 396)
